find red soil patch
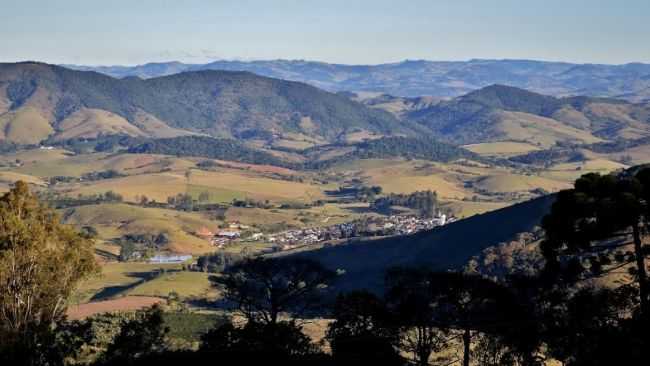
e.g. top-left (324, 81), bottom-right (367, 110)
top-left (67, 296), bottom-right (164, 320)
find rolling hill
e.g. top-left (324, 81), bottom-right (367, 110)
top-left (285, 194), bottom-right (556, 292)
top-left (406, 85), bottom-right (650, 146)
top-left (0, 62), bottom-right (409, 144)
top-left (66, 59), bottom-right (650, 101)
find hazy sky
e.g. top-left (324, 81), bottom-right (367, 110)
top-left (1, 0), bottom-right (649, 65)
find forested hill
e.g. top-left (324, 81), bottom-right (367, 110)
top-left (127, 136), bottom-right (291, 167)
top-left (406, 84), bottom-right (650, 146)
top-left (127, 135), bottom-right (480, 168)
top-left (0, 62), bottom-right (409, 144)
top-left (286, 194), bottom-right (556, 292)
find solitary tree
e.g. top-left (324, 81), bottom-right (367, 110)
top-left (198, 191), bottom-right (210, 203)
top-left (424, 272), bottom-right (514, 366)
top-left (0, 181), bottom-right (98, 363)
top-left (541, 169), bottom-right (650, 321)
top-left (212, 257), bottom-right (335, 325)
top-left (385, 268), bottom-right (448, 366)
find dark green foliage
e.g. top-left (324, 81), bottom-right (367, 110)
top-left (456, 84), bottom-right (563, 116)
top-left (129, 136), bottom-right (292, 167)
top-left (118, 240), bottom-right (137, 262)
top-left (541, 170), bottom-right (650, 319)
top-left (196, 160), bottom-right (217, 169)
top-left (351, 136), bottom-right (478, 162)
top-left (80, 225), bottom-right (99, 239)
top-left (326, 291), bottom-right (404, 365)
top-left (6, 78), bottom-right (37, 109)
top-left (541, 286), bottom-right (642, 366)
top-left (162, 313), bottom-right (226, 344)
top-left (231, 197), bottom-right (274, 209)
top-left (200, 321), bottom-right (319, 360)
top-left (166, 193), bottom-right (194, 211)
top-left (372, 190), bottom-right (438, 217)
top-left (81, 170), bottom-right (124, 181)
top-left (384, 268), bottom-right (449, 366)
top-left (196, 252), bottom-right (243, 273)
top-left (0, 140), bottom-right (21, 154)
top-left (312, 136), bottom-right (480, 168)
top-left (508, 148), bottom-right (584, 166)
top-left (102, 305), bottom-right (169, 363)
top-left (212, 257), bottom-right (335, 324)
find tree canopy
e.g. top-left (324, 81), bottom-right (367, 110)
top-left (0, 181), bottom-right (98, 363)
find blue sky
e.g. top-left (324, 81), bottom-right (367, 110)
top-left (1, 0), bottom-right (649, 65)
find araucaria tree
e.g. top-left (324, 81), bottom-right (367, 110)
top-left (541, 169), bottom-right (650, 320)
top-left (385, 268), bottom-right (448, 366)
top-left (212, 257), bottom-right (335, 325)
top-left (0, 181), bottom-right (98, 362)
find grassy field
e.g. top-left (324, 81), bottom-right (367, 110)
top-left (75, 261), bottom-right (185, 303)
top-left (126, 271), bottom-right (215, 299)
top-left (63, 203), bottom-right (218, 254)
top-left (473, 173), bottom-right (571, 193)
top-left (0, 107), bottom-right (53, 144)
top-left (540, 158), bottom-right (628, 183)
top-left (463, 141), bottom-right (542, 157)
top-left (493, 111), bottom-right (603, 148)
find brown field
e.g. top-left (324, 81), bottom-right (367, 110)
top-left (67, 296), bottom-right (163, 320)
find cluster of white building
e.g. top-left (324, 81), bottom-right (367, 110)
top-left (197, 214), bottom-right (453, 251)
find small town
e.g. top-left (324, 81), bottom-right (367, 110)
top-left (199, 213), bottom-right (455, 251)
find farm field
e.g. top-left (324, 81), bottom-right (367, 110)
top-left (463, 141), bottom-right (542, 157)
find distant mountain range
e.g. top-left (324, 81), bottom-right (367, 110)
top-left (1, 62), bottom-right (649, 153)
top-left (65, 59), bottom-right (650, 102)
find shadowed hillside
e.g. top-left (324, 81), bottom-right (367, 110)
top-left (288, 194), bottom-right (556, 292)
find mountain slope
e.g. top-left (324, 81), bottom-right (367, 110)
top-left (407, 85), bottom-right (650, 146)
top-left (0, 62), bottom-right (410, 144)
top-left (286, 194), bottom-right (556, 292)
top-left (66, 59), bottom-right (650, 100)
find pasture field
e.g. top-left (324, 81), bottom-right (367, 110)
top-left (14, 152), bottom-right (194, 178)
top-left (493, 111), bottom-right (603, 148)
top-left (440, 199), bottom-right (512, 218)
top-left (75, 261), bottom-right (185, 303)
top-left (540, 158), bottom-right (629, 182)
top-left (473, 173), bottom-right (571, 193)
top-left (463, 141), bottom-right (542, 156)
top-left (62, 203), bottom-right (217, 254)
top-left (67, 296), bottom-right (164, 320)
top-left (125, 271), bottom-right (216, 299)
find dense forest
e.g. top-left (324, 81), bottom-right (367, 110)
top-left (127, 136), bottom-right (291, 167)
top-left (371, 190), bottom-right (439, 217)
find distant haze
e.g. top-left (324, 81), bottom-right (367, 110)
top-left (1, 0), bottom-right (649, 65)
